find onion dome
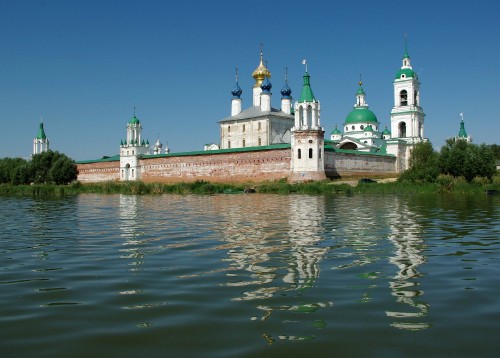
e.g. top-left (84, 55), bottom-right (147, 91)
top-left (363, 124), bottom-right (374, 132)
top-left (252, 50), bottom-right (271, 87)
top-left (260, 76), bottom-right (272, 93)
top-left (330, 125), bottom-right (342, 135)
top-left (155, 138), bottom-right (163, 149)
top-left (36, 121), bottom-right (47, 139)
top-left (129, 115), bottom-right (140, 125)
top-left (231, 81), bottom-right (242, 98)
top-left (382, 126), bottom-right (391, 136)
top-left (281, 79), bottom-right (292, 99)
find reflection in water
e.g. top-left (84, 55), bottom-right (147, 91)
top-left (119, 194), bottom-right (145, 271)
top-left (386, 196), bottom-right (429, 330)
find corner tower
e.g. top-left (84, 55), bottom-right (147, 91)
top-left (289, 63), bottom-right (326, 182)
top-left (390, 41), bottom-right (425, 143)
top-left (33, 119), bottom-right (49, 155)
top-left (120, 110), bottom-right (149, 181)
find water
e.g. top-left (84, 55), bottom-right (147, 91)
top-left (1, 193), bottom-right (500, 357)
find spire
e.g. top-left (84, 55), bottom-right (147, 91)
top-left (403, 34), bottom-right (410, 59)
top-left (402, 35), bottom-right (412, 69)
top-left (231, 67), bottom-right (242, 98)
top-left (458, 113), bottom-right (468, 138)
top-left (298, 62), bottom-right (316, 103)
top-left (36, 119), bottom-right (47, 139)
top-left (252, 44), bottom-right (271, 87)
top-left (281, 67), bottom-right (292, 99)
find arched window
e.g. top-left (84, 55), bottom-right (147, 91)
top-left (258, 122), bottom-right (261, 130)
top-left (400, 90), bottom-right (408, 106)
top-left (228, 125), bottom-right (231, 133)
top-left (131, 169), bottom-right (134, 177)
top-left (351, 125), bottom-right (355, 130)
top-left (360, 125), bottom-right (364, 130)
top-left (414, 90), bottom-right (418, 106)
top-left (243, 124), bottom-right (246, 132)
top-left (258, 137), bottom-right (262, 146)
top-left (319, 149), bottom-right (322, 159)
top-left (242, 139), bottom-right (246, 147)
top-left (298, 148), bottom-right (302, 159)
top-left (307, 105), bottom-right (313, 127)
top-left (345, 126), bottom-right (348, 131)
top-left (309, 148), bottom-right (313, 159)
top-left (228, 140), bottom-right (231, 149)
top-left (399, 122), bottom-right (407, 138)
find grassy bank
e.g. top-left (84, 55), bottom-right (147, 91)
top-left (1, 178), bottom-right (499, 197)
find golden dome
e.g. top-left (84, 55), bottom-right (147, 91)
top-left (252, 51), bottom-right (271, 87)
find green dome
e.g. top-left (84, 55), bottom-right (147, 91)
top-left (363, 125), bottom-right (374, 132)
top-left (382, 127), bottom-right (391, 135)
top-left (330, 126), bottom-right (342, 135)
top-left (345, 107), bottom-right (378, 124)
top-left (129, 115), bottom-right (140, 125)
top-left (395, 68), bottom-right (417, 80)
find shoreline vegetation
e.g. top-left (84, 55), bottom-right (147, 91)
top-left (1, 175), bottom-right (499, 196)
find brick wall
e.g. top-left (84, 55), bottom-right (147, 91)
top-left (77, 160), bottom-right (120, 182)
top-left (325, 151), bottom-right (396, 178)
top-left (140, 149), bottom-right (291, 183)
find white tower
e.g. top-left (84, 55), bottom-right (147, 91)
top-left (289, 62), bottom-right (326, 182)
top-left (120, 109), bottom-right (149, 181)
top-left (390, 42), bottom-right (425, 142)
top-left (33, 119), bottom-right (49, 155)
top-left (231, 68), bottom-right (243, 116)
top-left (281, 68), bottom-right (293, 115)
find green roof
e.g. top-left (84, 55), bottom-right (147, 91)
top-left (36, 122), bottom-right (47, 140)
top-left (458, 120), bottom-right (468, 138)
top-left (356, 86), bottom-right (365, 95)
top-left (382, 127), bottom-right (391, 135)
top-left (330, 126), bottom-right (342, 135)
top-left (298, 72), bottom-right (316, 103)
top-left (395, 68), bottom-right (417, 80)
top-left (129, 115), bottom-right (140, 125)
top-left (363, 125), bottom-right (374, 132)
top-left (345, 107), bottom-right (378, 124)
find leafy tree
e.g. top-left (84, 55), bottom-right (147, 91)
top-left (0, 157), bottom-right (28, 184)
top-left (398, 141), bottom-right (440, 183)
top-left (487, 144), bottom-right (500, 159)
top-left (49, 155), bottom-right (78, 184)
top-left (439, 140), bottom-right (496, 182)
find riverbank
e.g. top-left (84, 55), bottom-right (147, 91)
top-left (1, 178), bottom-right (499, 196)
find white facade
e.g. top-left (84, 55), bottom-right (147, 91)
top-left (290, 71), bottom-right (326, 181)
top-left (390, 52), bottom-right (425, 142)
top-left (120, 115), bottom-right (150, 181)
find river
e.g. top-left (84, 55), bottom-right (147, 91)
top-left (1, 193), bottom-right (499, 357)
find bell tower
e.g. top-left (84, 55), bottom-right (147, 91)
top-left (390, 40), bottom-right (425, 143)
top-left (289, 61), bottom-right (326, 182)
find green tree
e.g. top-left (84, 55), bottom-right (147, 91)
top-left (49, 155), bottom-right (78, 184)
top-left (29, 151), bottom-right (78, 184)
top-left (398, 141), bottom-right (440, 183)
top-left (439, 140), bottom-right (496, 182)
top-left (0, 157), bottom-right (28, 184)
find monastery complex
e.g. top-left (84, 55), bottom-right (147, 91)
top-left (55, 46), bottom-right (463, 183)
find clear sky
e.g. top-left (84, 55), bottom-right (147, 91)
top-left (1, 0), bottom-right (499, 160)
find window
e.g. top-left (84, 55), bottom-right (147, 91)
top-left (131, 169), bottom-right (134, 177)
top-left (319, 149), bottom-right (322, 159)
top-left (243, 124), bottom-right (246, 132)
top-left (258, 137), bottom-right (262, 146)
top-left (132, 150), bottom-right (135, 155)
top-left (228, 140), bottom-right (231, 148)
top-left (360, 125), bottom-right (364, 130)
top-left (414, 90), bottom-right (418, 106)
top-left (309, 148), bottom-right (313, 159)
top-left (345, 126), bottom-right (348, 131)
top-left (399, 122), bottom-right (406, 138)
top-left (242, 139), bottom-right (246, 147)
top-left (352, 125), bottom-right (355, 130)
top-left (258, 122), bottom-right (261, 130)
top-left (228, 125), bottom-right (231, 133)
top-left (298, 148), bottom-right (302, 159)
top-left (400, 90), bottom-right (408, 106)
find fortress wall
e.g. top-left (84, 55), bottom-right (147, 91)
top-left (325, 151), bottom-right (396, 178)
top-left (139, 148), bottom-right (291, 183)
top-left (77, 161), bottom-right (120, 182)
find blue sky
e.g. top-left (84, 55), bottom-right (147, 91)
top-left (1, 0), bottom-right (499, 160)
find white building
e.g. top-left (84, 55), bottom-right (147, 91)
top-left (119, 113), bottom-right (150, 181)
top-left (219, 51), bottom-right (295, 149)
